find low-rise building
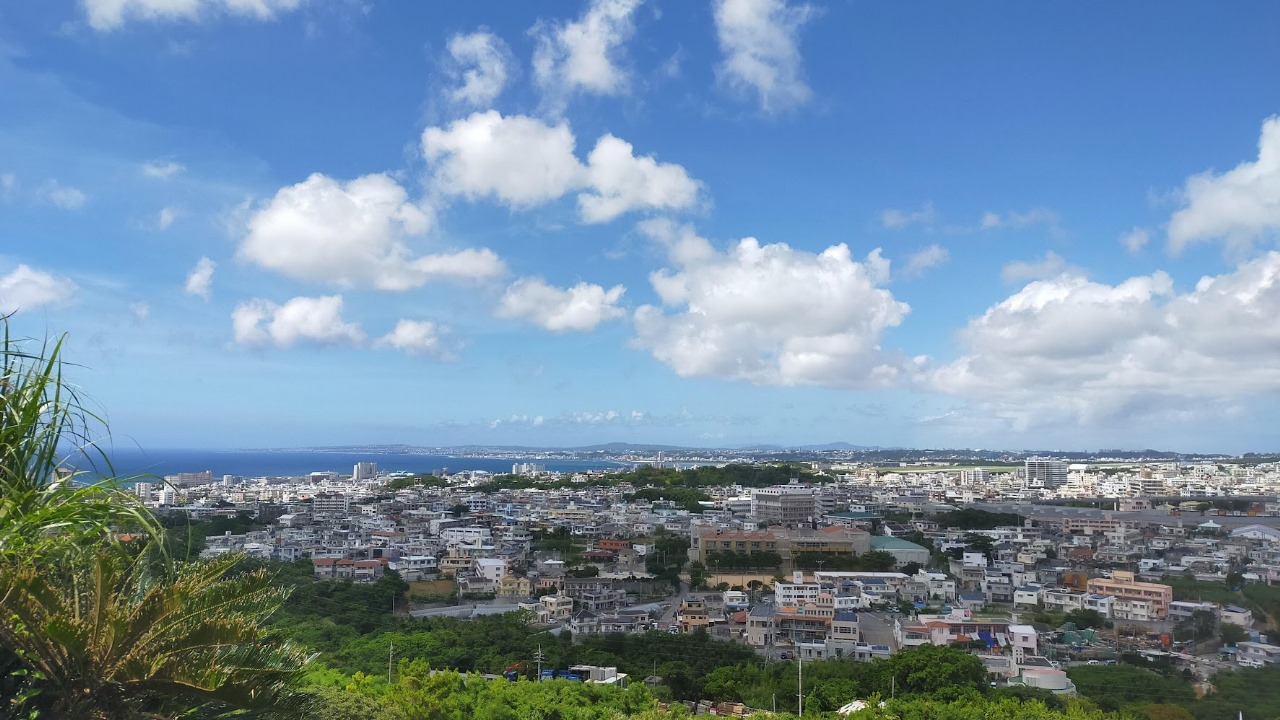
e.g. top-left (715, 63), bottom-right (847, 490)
top-left (1237, 642), bottom-right (1280, 667)
top-left (1086, 571), bottom-right (1173, 619)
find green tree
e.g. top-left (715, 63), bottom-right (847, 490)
top-left (853, 550), bottom-right (898, 572)
top-left (1063, 608), bottom-right (1111, 630)
top-left (879, 644), bottom-right (987, 696)
top-left (962, 533), bottom-right (996, 561)
top-left (0, 550), bottom-right (312, 719)
top-left (1132, 703), bottom-right (1194, 720)
top-left (0, 326), bottom-right (311, 719)
top-left (0, 329), bottom-right (160, 563)
top-left (935, 508), bottom-right (1020, 530)
top-left (1219, 622), bottom-right (1248, 646)
top-left (1066, 665), bottom-right (1195, 712)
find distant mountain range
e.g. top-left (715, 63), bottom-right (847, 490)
top-left (260, 441), bottom-right (881, 453)
top-left (243, 442), bottom-right (1248, 460)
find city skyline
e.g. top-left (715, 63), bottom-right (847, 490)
top-left (3, 2), bottom-right (1280, 453)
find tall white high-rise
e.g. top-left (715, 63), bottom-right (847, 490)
top-left (1024, 459), bottom-right (1068, 489)
top-left (353, 462), bottom-right (378, 481)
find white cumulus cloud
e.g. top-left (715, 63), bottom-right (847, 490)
top-left (929, 252), bottom-right (1280, 429)
top-left (423, 112), bottom-right (582, 208)
top-left (82, 0), bottom-right (305, 31)
top-left (238, 172), bottom-right (503, 290)
top-left (979, 207), bottom-right (1059, 231)
top-left (713, 0), bottom-right (816, 113)
top-left (184, 256), bottom-right (216, 300)
top-left (1000, 251), bottom-right (1079, 285)
top-left (0, 265), bottom-right (77, 316)
top-left (530, 0), bottom-right (642, 104)
top-left (881, 202), bottom-right (935, 230)
top-left (578, 134), bottom-right (702, 223)
top-left (423, 111), bottom-right (699, 222)
top-left (156, 206), bottom-right (179, 230)
top-left (632, 223), bottom-right (909, 388)
top-left (903, 244), bottom-right (949, 277)
top-left (377, 319), bottom-right (456, 360)
top-left (1168, 116), bottom-right (1280, 255)
top-left (1119, 227), bottom-right (1150, 253)
top-left (498, 277), bottom-right (626, 332)
top-left (37, 180), bottom-right (88, 210)
top-left (232, 294), bottom-right (364, 348)
top-left (445, 30), bottom-right (511, 108)
top-left (141, 160), bottom-right (185, 179)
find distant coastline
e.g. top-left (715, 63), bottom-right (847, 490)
top-left (74, 448), bottom-right (627, 480)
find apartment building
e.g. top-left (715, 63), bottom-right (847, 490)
top-left (1086, 571), bottom-right (1172, 619)
top-left (1025, 460), bottom-right (1068, 490)
top-left (775, 572), bottom-right (822, 605)
top-left (691, 526), bottom-right (872, 571)
top-left (311, 492), bottom-right (351, 516)
top-left (776, 594), bottom-right (835, 644)
top-left (751, 483), bottom-right (816, 527)
top-left (1060, 517), bottom-right (1130, 535)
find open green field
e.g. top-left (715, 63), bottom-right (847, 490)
top-left (409, 578), bottom-right (456, 596)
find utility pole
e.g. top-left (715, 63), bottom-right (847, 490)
top-left (388, 641), bottom-right (394, 684)
top-left (797, 651), bottom-right (803, 716)
top-left (533, 644), bottom-right (545, 681)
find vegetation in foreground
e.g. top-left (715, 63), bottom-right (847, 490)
top-left (0, 325), bottom-right (311, 719)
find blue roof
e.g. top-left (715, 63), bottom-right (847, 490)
top-left (861, 578), bottom-right (887, 585)
top-left (833, 610), bottom-right (858, 621)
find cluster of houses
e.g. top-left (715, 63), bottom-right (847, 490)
top-left (147, 460), bottom-right (1280, 680)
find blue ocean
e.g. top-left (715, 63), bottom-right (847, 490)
top-left (70, 448), bottom-right (625, 480)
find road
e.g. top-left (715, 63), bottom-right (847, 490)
top-left (657, 580), bottom-right (689, 628)
top-left (977, 501), bottom-right (1280, 530)
top-left (857, 612), bottom-right (900, 651)
top-left (409, 603), bottom-right (522, 619)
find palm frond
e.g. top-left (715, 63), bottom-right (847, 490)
top-left (0, 549), bottom-right (313, 718)
top-left (0, 319), bottom-right (164, 563)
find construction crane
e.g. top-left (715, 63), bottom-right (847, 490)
top-left (502, 661), bottom-right (528, 681)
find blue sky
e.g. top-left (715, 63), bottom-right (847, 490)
top-left (3, 1), bottom-right (1280, 452)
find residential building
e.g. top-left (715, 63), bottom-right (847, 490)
top-left (312, 492), bottom-right (351, 516)
top-left (1086, 571), bottom-right (1173, 619)
top-left (751, 483), bottom-right (816, 527)
top-left (776, 594), bottom-right (835, 644)
top-left (1222, 605), bottom-right (1254, 628)
top-left (679, 597), bottom-right (710, 633)
top-left (1025, 460), bottom-right (1068, 490)
top-left (540, 595), bottom-right (574, 622)
top-left (746, 604), bottom-right (775, 647)
top-left (1238, 642), bottom-right (1280, 667)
